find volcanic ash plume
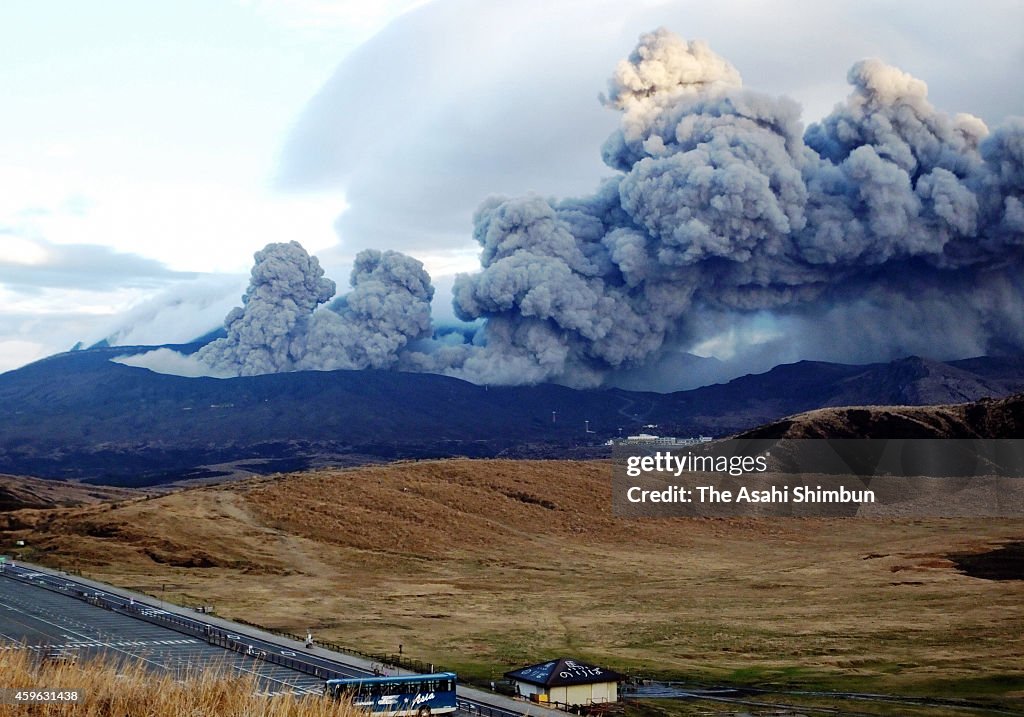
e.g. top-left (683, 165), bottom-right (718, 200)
top-left (197, 241), bottom-right (335, 376)
top-left (197, 242), bottom-right (433, 376)
top-left (196, 28), bottom-right (1022, 386)
top-left (442, 27), bottom-right (1024, 386)
top-left (294, 248), bottom-right (434, 371)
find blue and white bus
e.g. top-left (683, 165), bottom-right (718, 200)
top-left (323, 672), bottom-right (458, 716)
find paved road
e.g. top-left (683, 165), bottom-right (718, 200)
top-left (0, 563), bottom-right (525, 716)
top-left (0, 570), bottom-right (334, 694)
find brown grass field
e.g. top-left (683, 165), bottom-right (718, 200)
top-left (2, 459), bottom-right (1022, 707)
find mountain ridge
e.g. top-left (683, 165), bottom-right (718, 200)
top-left (2, 346), bottom-right (1022, 485)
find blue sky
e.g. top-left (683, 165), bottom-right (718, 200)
top-left (1, 0), bottom-right (1022, 372)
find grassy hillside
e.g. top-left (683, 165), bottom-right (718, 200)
top-left (737, 392), bottom-right (1024, 438)
top-left (2, 459), bottom-right (1022, 704)
top-left (0, 474), bottom-right (139, 511)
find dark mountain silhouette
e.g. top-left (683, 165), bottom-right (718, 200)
top-left (1, 345), bottom-right (1021, 485)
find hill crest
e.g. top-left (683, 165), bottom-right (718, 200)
top-left (737, 392), bottom-right (1024, 439)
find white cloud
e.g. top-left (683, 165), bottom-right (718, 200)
top-left (113, 348), bottom-right (235, 378)
top-left (78, 274), bottom-right (247, 349)
top-left (0, 340), bottom-right (49, 374)
top-left (0, 166), bottom-right (345, 275)
top-left (238, 0), bottom-right (432, 31)
top-left (0, 276), bottom-right (245, 373)
top-left (0, 237), bottom-right (49, 266)
top-left (0, 284), bottom-right (150, 317)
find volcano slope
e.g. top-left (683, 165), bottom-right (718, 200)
top-left (737, 392), bottom-right (1024, 438)
top-left (2, 459), bottom-right (1021, 705)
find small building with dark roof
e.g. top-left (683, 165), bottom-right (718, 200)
top-left (504, 658), bottom-right (623, 707)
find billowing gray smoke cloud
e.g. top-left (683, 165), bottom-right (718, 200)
top-left (194, 28), bottom-right (1022, 387)
top-left (294, 248), bottom-right (433, 371)
top-left (197, 241), bottom-right (433, 376)
top-left (434, 27), bottom-right (1024, 386)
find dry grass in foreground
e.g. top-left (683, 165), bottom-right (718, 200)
top-left (0, 647), bottom-right (353, 717)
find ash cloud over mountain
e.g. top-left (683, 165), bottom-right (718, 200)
top-left (134, 28), bottom-right (1023, 387)
top-left (195, 242), bottom-right (433, 376)
top-left (437, 28), bottom-right (1023, 385)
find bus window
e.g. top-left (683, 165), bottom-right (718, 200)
top-left (325, 673), bottom-right (458, 715)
